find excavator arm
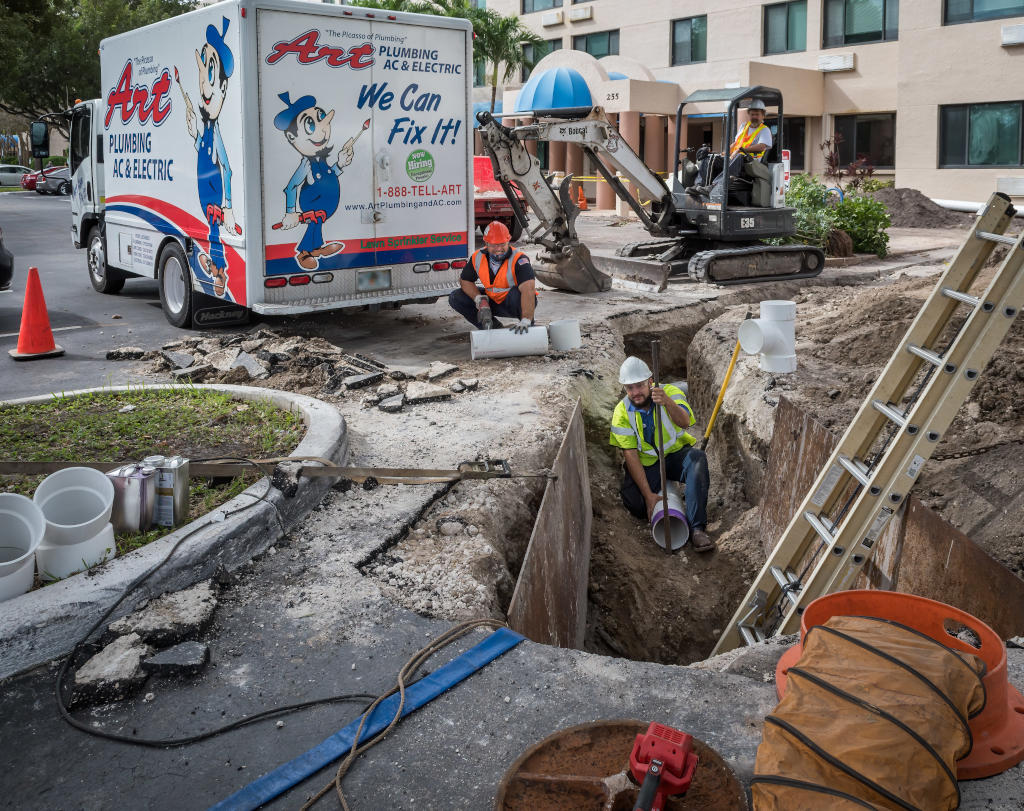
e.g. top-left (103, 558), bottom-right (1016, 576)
top-left (476, 107), bottom-right (677, 293)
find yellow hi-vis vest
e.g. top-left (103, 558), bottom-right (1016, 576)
top-left (730, 122), bottom-right (768, 157)
top-left (608, 383), bottom-right (697, 466)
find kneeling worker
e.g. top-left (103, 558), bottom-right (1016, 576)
top-left (448, 220), bottom-right (537, 333)
top-left (609, 356), bottom-right (715, 552)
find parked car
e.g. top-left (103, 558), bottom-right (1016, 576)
top-left (0, 226), bottom-right (13, 294)
top-left (20, 165), bottom-right (64, 191)
top-left (36, 166), bottom-right (71, 195)
top-left (0, 164), bottom-right (32, 187)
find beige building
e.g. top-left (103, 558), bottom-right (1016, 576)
top-left (476, 0), bottom-right (1024, 204)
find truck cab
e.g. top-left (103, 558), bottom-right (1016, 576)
top-left (69, 99), bottom-right (118, 292)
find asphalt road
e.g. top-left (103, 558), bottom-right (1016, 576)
top-left (0, 191), bottom-right (199, 400)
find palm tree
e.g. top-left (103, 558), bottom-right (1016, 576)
top-left (469, 8), bottom-right (543, 113)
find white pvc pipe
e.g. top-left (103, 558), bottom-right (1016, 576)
top-left (548, 319), bottom-right (582, 351)
top-left (650, 489), bottom-right (689, 551)
top-left (738, 299), bottom-right (797, 373)
top-left (0, 493), bottom-right (45, 602)
top-left (33, 467), bottom-right (115, 546)
top-left (932, 198), bottom-right (1024, 217)
top-left (470, 325), bottom-right (549, 360)
top-left (37, 523), bottom-right (116, 581)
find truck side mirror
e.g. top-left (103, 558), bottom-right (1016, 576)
top-left (30, 121), bottom-right (49, 158)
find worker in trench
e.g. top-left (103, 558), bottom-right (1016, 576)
top-left (609, 357), bottom-right (715, 553)
top-left (448, 220), bottom-right (537, 332)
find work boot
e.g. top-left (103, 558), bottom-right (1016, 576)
top-left (691, 527), bottom-right (716, 553)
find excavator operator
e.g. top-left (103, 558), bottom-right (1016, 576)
top-left (689, 99), bottom-right (773, 197)
top-left (449, 220), bottom-right (537, 333)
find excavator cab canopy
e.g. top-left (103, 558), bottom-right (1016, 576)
top-left (673, 86), bottom-right (784, 183)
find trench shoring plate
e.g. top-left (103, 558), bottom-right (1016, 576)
top-left (495, 720), bottom-right (747, 810)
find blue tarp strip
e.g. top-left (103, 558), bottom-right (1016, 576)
top-left (208, 627), bottom-right (525, 811)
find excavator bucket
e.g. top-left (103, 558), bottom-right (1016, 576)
top-left (534, 243), bottom-right (612, 293)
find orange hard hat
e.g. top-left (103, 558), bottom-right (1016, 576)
top-left (483, 221), bottom-right (512, 244)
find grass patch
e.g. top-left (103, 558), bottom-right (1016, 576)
top-left (1, 387), bottom-right (305, 562)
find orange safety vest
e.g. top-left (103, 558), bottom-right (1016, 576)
top-left (471, 248), bottom-right (527, 304)
top-left (730, 122), bottom-right (768, 157)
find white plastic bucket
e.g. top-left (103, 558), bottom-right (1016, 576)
top-left (33, 466), bottom-right (115, 546)
top-left (0, 493), bottom-right (46, 602)
top-left (650, 489), bottom-right (690, 551)
top-left (36, 522), bottom-right (116, 582)
top-left (470, 325), bottom-right (549, 360)
top-left (548, 319), bottom-right (582, 351)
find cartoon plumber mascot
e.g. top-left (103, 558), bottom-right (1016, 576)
top-left (177, 16), bottom-right (238, 297)
top-left (274, 93), bottom-right (362, 270)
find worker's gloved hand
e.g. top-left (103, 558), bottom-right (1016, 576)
top-left (474, 296), bottom-right (493, 330)
top-left (511, 318), bottom-right (531, 335)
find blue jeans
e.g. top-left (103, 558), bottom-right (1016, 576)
top-left (620, 446), bottom-right (709, 529)
top-left (448, 287), bottom-right (534, 329)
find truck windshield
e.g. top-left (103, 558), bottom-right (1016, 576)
top-left (70, 107), bottom-right (91, 173)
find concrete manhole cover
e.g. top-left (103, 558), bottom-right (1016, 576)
top-left (495, 719), bottom-right (747, 810)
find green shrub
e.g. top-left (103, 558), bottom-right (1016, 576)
top-left (859, 177), bottom-right (894, 193)
top-left (781, 173), bottom-right (891, 258)
top-left (45, 156), bottom-right (67, 167)
top-left (832, 193), bottom-right (891, 257)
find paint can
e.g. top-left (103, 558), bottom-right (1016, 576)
top-left (151, 456), bottom-right (190, 527)
top-left (107, 464), bottom-right (157, 535)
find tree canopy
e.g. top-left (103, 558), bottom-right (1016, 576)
top-left (0, 0), bottom-right (195, 132)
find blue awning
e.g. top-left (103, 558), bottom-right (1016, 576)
top-left (514, 66), bottom-right (592, 113)
top-left (472, 100), bottom-right (503, 128)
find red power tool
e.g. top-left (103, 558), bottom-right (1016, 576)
top-left (629, 722), bottom-right (699, 811)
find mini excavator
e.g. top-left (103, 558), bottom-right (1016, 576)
top-left (476, 86), bottom-right (825, 293)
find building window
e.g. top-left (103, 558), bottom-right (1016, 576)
top-left (768, 116), bottom-right (807, 169)
top-left (940, 102), bottom-right (1023, 166)
top-left (523, 0), bottom-right (561, 13)
top-left (671, 16), bottom-right (707, 65)
top-left (474, 60), bottom-right (487, 88)
top-left (522, 38), bottom-right (563, 82)
top-left (573, 29), bottom-right (619, 58)
top-left (835, 113), bottom-right (896, 168)
top-left (824, 0), bottom-right (899, 47)
top-left (945, 0), bottom-right (1024, 23)
top-left (764, 1), bottom-right (807, 54)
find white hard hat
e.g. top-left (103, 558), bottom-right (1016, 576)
top-left (747, 99), bottom-right (767, 111)
top-left (619, 356), bottom-right (653, 385)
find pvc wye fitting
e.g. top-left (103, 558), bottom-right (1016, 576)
top-left (738, 299), bottom-right (796, 373)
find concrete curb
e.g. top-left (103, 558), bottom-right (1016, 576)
top-left (0, 384), bottom-right (347, 680)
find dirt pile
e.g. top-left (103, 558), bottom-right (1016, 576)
top-left (869, 187), bottom-right (975, 229)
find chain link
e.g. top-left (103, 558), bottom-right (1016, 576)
top-left (932, 437), bottom-right (1024, 461)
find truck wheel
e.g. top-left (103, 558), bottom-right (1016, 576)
top-left (87, 226), bottom-right (125, 294)
top-left (59, 181), bottom-right (71, 196)
top-left (158, 241), bottom-right (193, 328)
top-left (509, 217), bottom-right (524, 242)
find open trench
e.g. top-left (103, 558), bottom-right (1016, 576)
top-left (356, 300), bottom-right (771, 668)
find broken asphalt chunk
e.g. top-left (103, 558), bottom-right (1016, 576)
top-left (72, 633), bottom-right (152, 707)
top-left (141, 642), bottom-right (211, 677)
top-left (105, 346), bottom-right (146, 361)
top-left (404, 381), bottom-right (452, 404)
top-left (108, 581), bottom-right (217, 647)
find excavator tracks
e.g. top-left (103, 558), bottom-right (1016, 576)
top-left (687, 244), bottom-right (825, 284)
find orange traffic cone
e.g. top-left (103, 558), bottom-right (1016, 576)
top-left (576, 184), bottom-right (588, 211)
top-left (9, 266), bottom-right (64, 361)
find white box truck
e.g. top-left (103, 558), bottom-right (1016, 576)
top-left (68, 0), bottom-right (473, 327)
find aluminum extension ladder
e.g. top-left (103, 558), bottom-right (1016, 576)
top-left (713, 191), bottom-right (1024, 656)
